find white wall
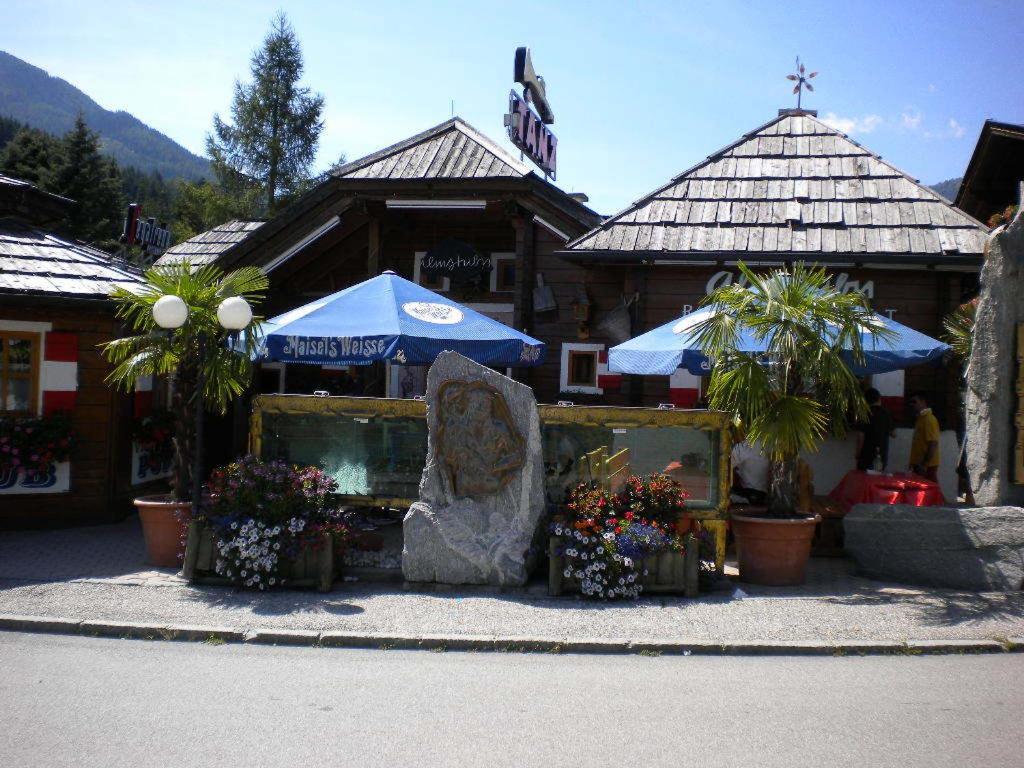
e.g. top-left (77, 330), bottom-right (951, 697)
top-left (798, 428), bottom-right (960, 502)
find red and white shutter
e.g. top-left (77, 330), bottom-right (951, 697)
top-left (134, 374), bottom-right (154, 418)
top-left (668, 369), bottom-right (702, 408)
top-left (872, 369), bottom-right (904, 416)
top-left (41, 332), bottom-right (77, 415)
top-left (596, 349), bottom-right (622, 391)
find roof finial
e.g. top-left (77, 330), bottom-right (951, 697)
top-left (786, 56), bottom-right (817, 110)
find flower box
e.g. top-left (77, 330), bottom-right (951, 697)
top-left (182, 521), bottom-right (335, 592)
top-left (547, 537), bottom-right (699, 598)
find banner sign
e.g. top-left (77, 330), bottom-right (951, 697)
top-left (123, 203), bottom-right (172, 256)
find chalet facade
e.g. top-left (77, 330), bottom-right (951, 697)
top-left (162, 111), bottom-right (989, 429)
top-left (560, 109), bottom-right (989, 423)
top-left (0, 174), bottom-right (158, 528)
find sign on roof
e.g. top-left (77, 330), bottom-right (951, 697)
top-left (504, 47), bottom-right (557, 179)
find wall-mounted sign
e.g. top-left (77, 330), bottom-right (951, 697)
top-left (122, 203), bottom-right (171, 257)
top-left (505, 47), bottom-right (557, 179)
top-left (422, 238), bottom-right (492, 282)
top-left (705, 270), bottom-right (875, 299)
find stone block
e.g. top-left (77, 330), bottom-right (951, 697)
top-left (402, 351), bottom-right (545, 586)
top-left (844, 504), bottom-right (1024, 591)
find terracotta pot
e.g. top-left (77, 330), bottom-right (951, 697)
top-left (731, 513), bottom-right (821, 586)
top-left (134, 495), bottom-right (191, 568)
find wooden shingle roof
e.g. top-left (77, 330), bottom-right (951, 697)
top-left (332, 117), bottom-right (532, 180)
top-left (0, 219), bottom-right (142, 299)
top-left (565, 111), bottom-right (989, 264)
top-left (155, 219), bottom-right (264, 266)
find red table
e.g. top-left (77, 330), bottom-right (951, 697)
top-left (828, 470), bottom-right (945, 513)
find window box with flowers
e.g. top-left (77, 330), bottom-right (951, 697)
top-left (182, 456), bottom-right (349, 592)
top-left (548, 474), bottom-right (703, 598)
top-left (0, 412), bottom-right (73, 492)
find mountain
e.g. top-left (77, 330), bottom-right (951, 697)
top-left (0, 50), bottom-right (209, 181)
top-left (930, 177), bottom-right (963, 202)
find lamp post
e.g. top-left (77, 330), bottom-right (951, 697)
top-left (152, 294), bottom-right (253, 516)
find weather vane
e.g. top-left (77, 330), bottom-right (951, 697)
top-left (786, 57), bottom-right (817, 109)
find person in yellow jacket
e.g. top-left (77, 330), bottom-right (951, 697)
top-left (908, 392), bottom-right (940, 481)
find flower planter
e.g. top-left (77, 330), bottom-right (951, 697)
top-left (181, 521), bottom-right (335, 592)
top-left (133, 495), bottom-right (191, 568)
top-left (548, 537), bottom-right (699, 597)
top-left (731, 513), bottom-right (821, 586)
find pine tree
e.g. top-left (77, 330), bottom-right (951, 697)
top-left (0, 127), bottom-right (63, 188)
top-left (52, 114), bottom-right (124, 243)
top-left (206, 12), bottom-right (324, 213)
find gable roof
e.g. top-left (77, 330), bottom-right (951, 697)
top-left (332, 117), bottom-right (532, 180)
top-left (955, 119), bottom-right (1024, 223)
top-left (0, 173), bottom-right (74, 226)
top-left (155, 219), bottom-right (264, 267)
top-left (0, 218), bottom-right (142, 300)
top-left (564, 111), bottom-right (989, 264)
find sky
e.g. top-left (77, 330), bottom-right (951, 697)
top-left (4, 0), bottom-right (1024, 215)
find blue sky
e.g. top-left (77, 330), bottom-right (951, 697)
top-left (4, 0), bottom-right (1023, 214)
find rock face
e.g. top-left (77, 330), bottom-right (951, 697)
top-left (965, 193), bottom-right (1024, 507)
top-left (402, 351), bottom-right (545, 586)
top-left (844, 504), bottom-right (1024, 591)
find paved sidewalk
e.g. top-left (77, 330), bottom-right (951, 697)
top-left (1, 518), bottom-right (1022, 650)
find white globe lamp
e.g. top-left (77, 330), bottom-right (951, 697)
top-left (152, 294), bottom-right (189, 329)
top-left (217, 296), bottom-right (253, 331)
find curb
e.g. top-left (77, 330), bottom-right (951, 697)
top-left (1, 614), bottom-right (1021, 656)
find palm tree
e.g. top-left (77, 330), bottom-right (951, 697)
top-left (692, 262), bottom-right (893, 515)
top-left (102, 263), bottom-right (268, 501)
top-left (942, 298), bottom-right (977, 363)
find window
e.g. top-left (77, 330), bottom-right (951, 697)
top-left (0, 331), bottom-right (40, 414)
top-left (489, 253), bottom-right (517, 293)
top-left (559, 343), bottom-right (604, 395)
top-left (413, 252), bottom-right (449, 292)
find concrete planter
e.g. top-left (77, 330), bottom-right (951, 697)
top-left (844, 504), bottom-right (1024, 590)
top-left (548, 538), bottom-right (699, 597)
top-left (732, 514), bottom-right (821, 586)
top-left (182, 521), bottom-right (335, 592)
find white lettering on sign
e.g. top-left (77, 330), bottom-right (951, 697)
top-left (705, 270), bottom-right (875, 299)
top-left (401, 302), bottom-right (464, 325)
top-left (281, 336), bottom-right (388, 360)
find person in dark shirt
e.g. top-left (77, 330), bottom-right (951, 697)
top-left (856, 388), bottom-right (894, 471)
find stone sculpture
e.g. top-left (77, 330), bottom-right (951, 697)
top-left (402, 351), bottom-right (545, 586)
top-left (966, 188), bottom-right (1024, 506)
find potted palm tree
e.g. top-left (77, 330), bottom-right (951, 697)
top-left (693, 262), bottom-right (889, 585)
top-left (103, 263), bottom-right (267, 567)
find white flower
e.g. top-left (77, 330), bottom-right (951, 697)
top-left (563, 569), bottom-right (572, 578)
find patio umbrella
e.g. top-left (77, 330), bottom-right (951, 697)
top-left (608, 305), bottom-right (948, 376)
top-left (255, 271), bottom-right (545, 367)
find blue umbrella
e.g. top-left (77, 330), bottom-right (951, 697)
top-left (608, 305), bottom-right (948, 376)
top-left (256, 271), bottom-right (545, 367)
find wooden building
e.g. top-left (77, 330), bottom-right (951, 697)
top-left (955, 119), bottom-right (1024, 225)
top-left (0, 174), bottom-right (148, 528)
top-left (560, 109), bottom-right (989, 423)
top-left (160, 111), bottom-right (988, 429)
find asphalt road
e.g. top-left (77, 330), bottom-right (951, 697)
top-left (1, 632), bottom-right (1022, 768)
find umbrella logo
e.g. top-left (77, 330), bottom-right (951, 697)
top-left (402, 302), bottom-right (464, 325)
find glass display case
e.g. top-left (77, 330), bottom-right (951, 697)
top-left (251, 395), bottom-right (732, 517)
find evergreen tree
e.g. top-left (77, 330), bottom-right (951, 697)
top-left (52, 114), bottom-right (124, 242)
top-left (172, 178), bottom-right (262, 243)
top-left (0, 127), bottom-right (62, 188)
top-left (206, 12), bottom-right (324, 213)
top-left (0, 115), bottom-right (26, 151)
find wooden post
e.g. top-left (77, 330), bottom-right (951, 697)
top-left (548, 536), bottom-right (563, 596)
top-left (684, 534), bottom-right (699, 598)
top-left (701, 519), bottom-right (728, 575)
top-left (317, 532), bottom-right (334, 593)
top-left (182, 520), bottom-right (202, 582)
top-left (367, 217), bottom-right (381, 278)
